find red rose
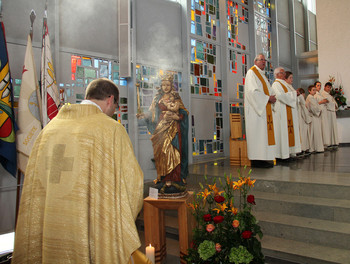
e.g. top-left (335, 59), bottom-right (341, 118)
top-left (214, 195), bottom-right (225, 203)
top-left (203, 214), bottom-right (212, 222)
top-left (247, 194), bottom-right (256, 205)
top-left (242, 230), bottom-right (252, 239)
top-left (213, 215), bottom-right (224, 224)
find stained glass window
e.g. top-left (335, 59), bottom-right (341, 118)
top-left (190, 0), bottom-right (219, 40)
top-left (190, 38), bottom-right (222, 97)
top-left (227, 1), bottom-right (249, 50)
top-left (69, 55), bottom-right (128, 132)
top-left (254, 0), bottom-right (271, 17)
top-left (255, 13), bottom-right (272, 60)
top-left (192, 101), bottom-right (223, 156)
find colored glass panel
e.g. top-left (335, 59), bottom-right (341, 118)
top-left (227, 1), bottom-right (249, 50)
top-left (191, 0), bottom-right (219, 40)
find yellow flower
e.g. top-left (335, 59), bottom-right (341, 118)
top-left (199, 188), bottom-right (211, 200)
top-left (207, 183), bottom-right (224, 196)
top-left (231, 207), bottom-right (238, 215)
top-left (247, 177), bottom-right (256, 187)
top-left (233, 180), bottom-right (244, 190)
top-left (212, 202), bottom-right (228, 214)
top-left (187, 203), bottom-right (197, 211)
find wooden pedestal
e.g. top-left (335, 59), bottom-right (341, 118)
top-left (143, 192), bottom-right (194, 264)
top-left (229, 139), bottom-right (251, 166)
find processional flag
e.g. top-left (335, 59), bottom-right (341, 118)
top-left (16, 34), bottom-right (42, 173)
top-left (0, 22), bottom-right (18, 177)
top-left (41, 15), bottom-right (60, 126)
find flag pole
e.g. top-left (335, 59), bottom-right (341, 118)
top-left (16, 9), bottom-right (37, 225)
top-left (15, 169), bottom-right (22, 226)
top-left (29, 10), bottom-right (36, 41)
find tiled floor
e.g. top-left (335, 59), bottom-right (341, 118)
top-left (139, 146), bottom-right (350, 263)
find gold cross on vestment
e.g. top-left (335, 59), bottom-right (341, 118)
top-left (267, 114), bottom-right (273, 130)
top-left (46, 144), bottom-right (74, 184)
top-left (288, 119), bottom-right (294, 134)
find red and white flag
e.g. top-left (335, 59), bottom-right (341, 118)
top-left (16, 35), bottom-right (42, 173)
top-left (41, 18), bottom-right (60, 126)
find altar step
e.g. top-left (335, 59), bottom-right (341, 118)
top-left (262, 235), bottom-right (350, 264)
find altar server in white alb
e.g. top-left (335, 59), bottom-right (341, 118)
top-left (306, 85), bottom-right (324, 153)
top-left (296, 88), bottom-right (312, 154)
top-left (271, 69), bottom-right (301, 160)
top-left (314, 81), bottom-right (330, 148)
top-left (321, 82), bottom-right (339, 147)
top-left (244, 53), bottom-right (277, 168)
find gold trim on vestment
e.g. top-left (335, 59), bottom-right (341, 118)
top-left (251, 66), bottom-right (275, 146)
top-left (276, 80), bottom-right (295, 147)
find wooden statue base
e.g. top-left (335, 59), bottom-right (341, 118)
top-left (143, 192), bottom-right (194, 264)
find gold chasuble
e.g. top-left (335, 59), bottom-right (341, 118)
top-left (13, 104), bottom-right (148, 264)
top-left (276, 80), bottom-right (295, 147)
top-left (251, 66), bottom-right (275, 145)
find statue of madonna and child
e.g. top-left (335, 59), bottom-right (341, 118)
top-left (137, 73), bottom-right (189, 198)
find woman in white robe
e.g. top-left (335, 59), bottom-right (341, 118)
top-left (314, 81), bottom-right (330, 147)
top-left (296, 88), bottom-right (312, 152)
top-left (306, 85), bottom-right (324, 152)
top-left (321, 82), bottom-right (339, 146)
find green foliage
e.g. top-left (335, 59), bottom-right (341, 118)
top-left (185, 168), bottom-right (264, 264)
top-left (198, 240), bottom-right (216, 260)
top-left (229, 246), bottom-right (254, 264)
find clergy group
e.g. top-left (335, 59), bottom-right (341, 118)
top-left (244, 53), bottom-right (339, 168)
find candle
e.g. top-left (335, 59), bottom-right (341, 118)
top-left (146, 244), bottom-right (155, 264)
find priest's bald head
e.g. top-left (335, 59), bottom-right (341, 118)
top-left (85, 78), bottom-right (119, 117)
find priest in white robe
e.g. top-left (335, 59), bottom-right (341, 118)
top-left (314, 81), bottom-right (330, 148)
top-left (13, 78), bottom-right (152, 264)
top-left (271, 68), bottom-right (301, 160)
top-left (296, 88), bottom-right (312, 153)
top-left (306, 85), bottom-right (324, 153)
top-left (321, 82), bottom-right (339, 147)
top-left (244, 53), bottom-right (277, 168)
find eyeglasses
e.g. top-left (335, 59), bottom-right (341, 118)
top-left (257, 59), bottom-right (266, 62)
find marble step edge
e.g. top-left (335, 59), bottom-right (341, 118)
top-left (261, 235), bottom-right (350, 264)
top-left (251, 190), bottom-right (350, 209)
top-left (188, 172), bottom-right (350, 188)
top-left (255, 211), bottom-right (350, 236)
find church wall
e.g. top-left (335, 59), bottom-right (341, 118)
top-left (317, 0), bottom-right (350, 98)
top-left (317, 0), bottom-right (350, 143)
top-left (59, 0), bottom-right (119, 56)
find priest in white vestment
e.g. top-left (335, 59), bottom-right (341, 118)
top-left (314, 81), bottom-right (330, 148)
top-left (321, 82), bottom-right (339, 146)
top-left (13, 78), bottom-right (152, 264)
top-left (271, 69), bottom-right (301, 160)
top-left (296, 88), bottom-right (312, 153)
top-left (244, 53), bottom-right (277, 168)
top-left (306, 85), bottom-right (324, 153)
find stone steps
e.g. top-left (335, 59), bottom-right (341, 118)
top-left (256, 211), bottom-right (350, 250)
top-left (262, 235), bottom-right (350, 264)
top-left (252, 191), bottom-right (350, 223)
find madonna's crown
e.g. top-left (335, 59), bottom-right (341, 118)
top-left (160, 73), bottom-right (174, 82)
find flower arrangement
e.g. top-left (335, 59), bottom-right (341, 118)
top-left (329, 75), bottom-right (347, 107)
top-left (186, 168), bottom-right (264, 264)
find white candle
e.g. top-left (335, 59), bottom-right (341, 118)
top-left (146, 244), bottom-right (155, 264)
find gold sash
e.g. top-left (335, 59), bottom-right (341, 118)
top-left (276, 80), bottom-right (295, 147)
top-left (251, 66), bottom-right (275, 146)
